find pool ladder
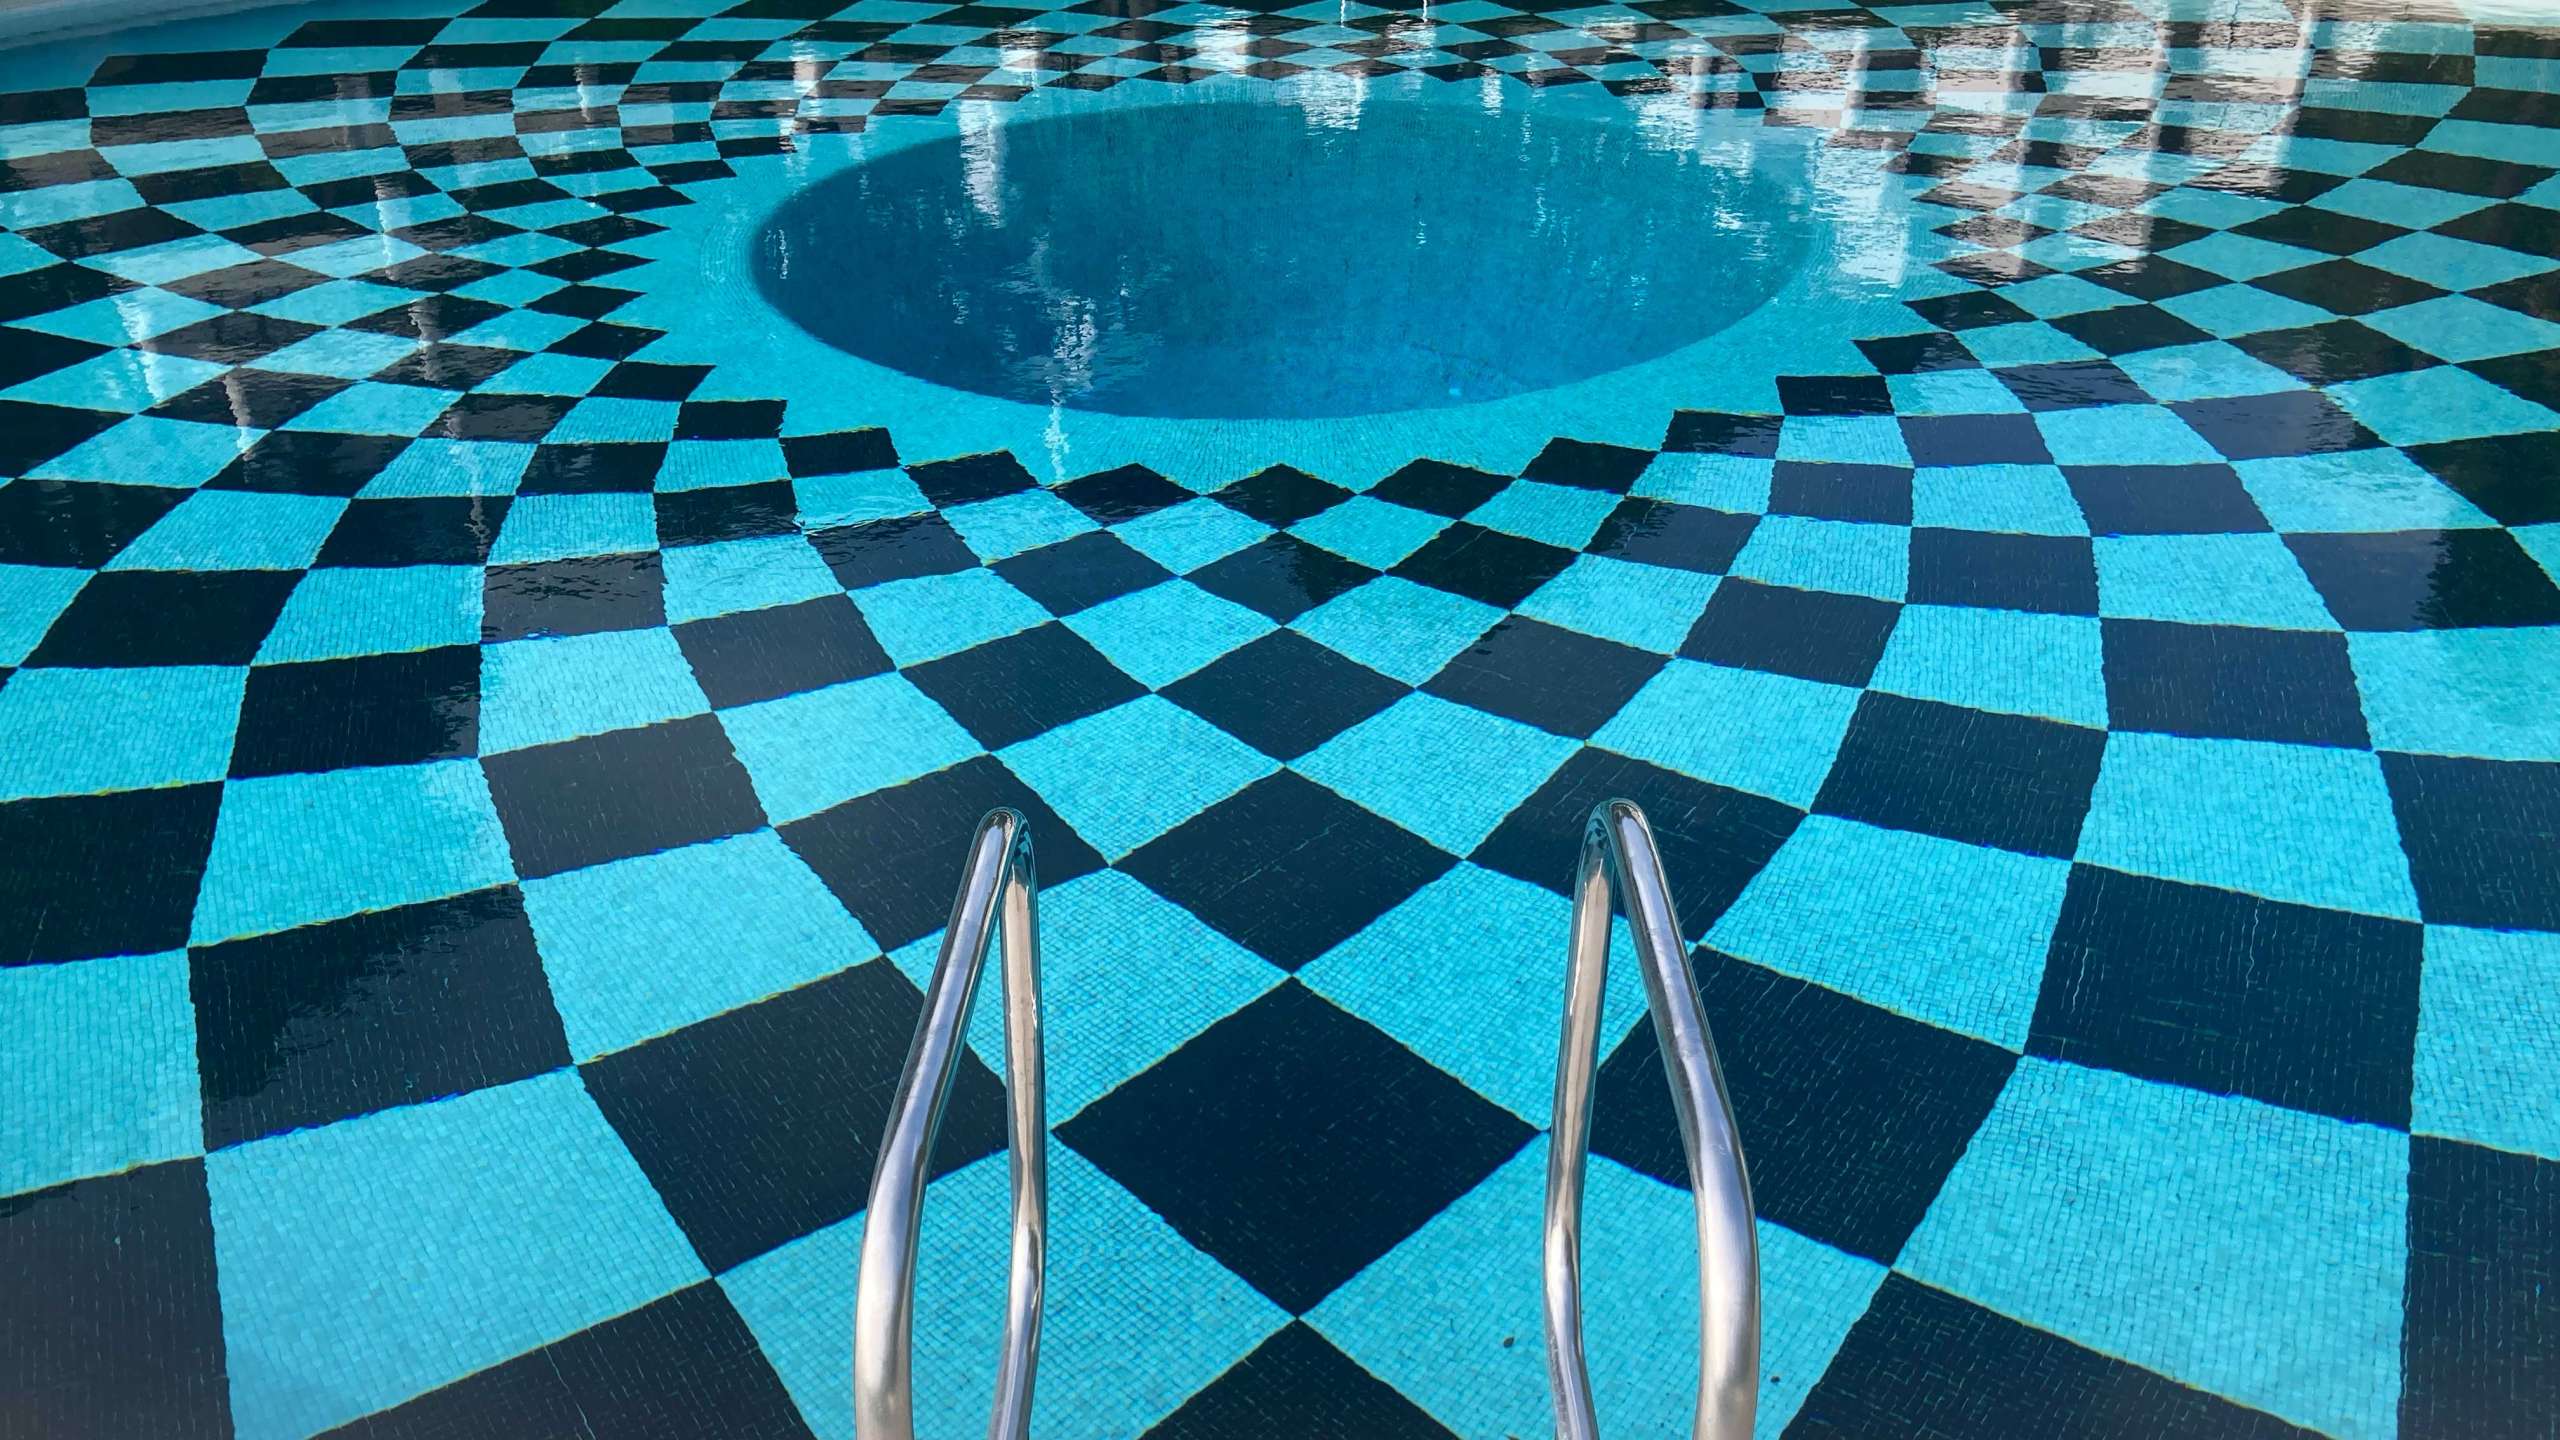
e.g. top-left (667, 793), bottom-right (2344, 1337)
top-left (852, 801), bottom-right (1759, 1440)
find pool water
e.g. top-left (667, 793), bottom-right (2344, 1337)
top-left (1, 0), bottom-right (2557, 1438)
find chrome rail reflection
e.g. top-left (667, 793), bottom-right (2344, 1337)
top-left (1544, 799), bottom-right (1759, 1440)
top-left (854, 808), bottom-right (1046, 1440)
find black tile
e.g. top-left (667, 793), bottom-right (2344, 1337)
top-left (1059, 982), bottom-right (1529, 1312)
top-left (673, 398), bottom-right (783, 440)
top-left (2375, 150), bottom-right (2552, 200)
top-left (0, 264), bottom-right (130, 327)
top-left (0, 326), bottom-right (103, 389)
top-left (211, 430), bottom-right (413, 497)
top-left (314, 496), bottom-right (510, 567)
top-left (1159, 629), bottom-right (1406, 761)
top-left (1816, 691), bottom-right (2107, 858)
top-left (2401, 1139), bottom-right (2559, 1440)
top-left (2437, 201), bottom-right (2560, 260)
top-left (1857, 331), bottom-right (1979, 375)
top-left (2382, 752), bottom-right (2560, 932)
top-left (1388, 521), bottom-right (1576, 609)
top-left (1422, 615), bottom-right (1663, 740)
top-left (1898, 411), bottom-right (2055, 467)
top-left (2063, 463), bottom-right (2268, 535)
top-left (139, 310), bottom-right (322, 365)
top-left (1142, 1323), bottom-right (1457, 1440)
top-left (0, 785), bottom-right (222, 965)
top-left (24, 568), bottom-right (295, 667)
top-left (2030, 866), bottom-right (2421, 1126)
top-left (778, 426), bottom-right (895, 476)
top-left (2233, 319), bottom-right (2438, 385)
top-left (780, 754), bottom-right (1103, 948)
top-left (481, 552), bottom-right (667, 641)
top-left (1769, 462), bottom-right (1914, 525)
top-left (1523, 437), bottom-right (1655, 490)
top-left (1662, 409), bottom-right (1781, 457)
top-left (2468, 350), bottom-right (2560, 416)
top-left (1908, 528), bottom-right (2097, 615)
top-left (1908, 289), bottom-right (2035, 330)
top-left (2233, 204), bottom-right (2406, 257)
top-left (583, 961), bottom-right (1004, 1273)
top-left (326, 1283), bottom-right (813, 1440)
top-left (1792, 1275), bottom-right (2325, 1439)
top-left (2285, 529), bottom-right (2560, 630)
top-left (1678, 578), bottom-right (1900, 688)
top-left (1997, 358), bottom-right (2150, 411)
top-left (151, 368), bottom-right (351, 429)
top-left (992, 529), bottom-right (1172, 615)
top-left (1190, 532), bottom-right (1372, 621)
top-left (1053, 462), bottom-right (1188, 523)
top-left (1100, 714), bottom-right (1420, 932)
top-left (652, 480), bottom-right (797, 547)
top-left (2050, 301), bottom-right (2214, 356)
top-left (2171, 390), bottom-right (2380, 461)
top-left (484, 714), bottom-right (767, 879)
top-left (2101, 618), bottom-right (2368, 747)
top-left (673, 593), bottom-right (889, 709)
top-left (0, 1162), bottom-right (231, 1440)
top-left (0, 400), bottom-right (119, 475)
top-left (1594, 950), bottom-right (2013, 1263)
top-left (1365, 458), bottom-right (1511, 518)
top-left (1578, 499), bottom-right (1751, 577)
top-left (2084, 254), bottom-right (2233, 303)
top-left (1474, 748), bottom-right (1800, 938)
top-left (230, 645), bottom-right (481, 776)
top-left (431, 391), bottom-right (575, 442)
top-left (0, 477), bottom-right (185, 568)
top-left (160, 258), bottom-right (329, 310)
top-left (518, 441), bottom-right (667, 495)
top-left (1215, 464), bottom-right (1349, 526)
top-left (2405, 432), bottom-right (2560, 527)
top-left (908, 450), bottom-right (1034, 508)
top-left (811, 512), bottom-right (977, 590)
top-left (2252, 259), bottom-right (2447, 316)
top-left (1777, 373), bottom-right (1893, 417)
top-left (189, 887), bottom-right (567, 1148)
top-left (905, 621), bottom-right (1142, 749)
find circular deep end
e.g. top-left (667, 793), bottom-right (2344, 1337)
top-left (753, 98), bottom-right (1815, 420)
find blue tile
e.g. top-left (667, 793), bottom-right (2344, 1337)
top-left (109, 491), bottom-right (345, 571)
top-left (1910, 463), bottom-right (2089, 536)
top-left (2094, 533), bottom-right (2337, 629)
top-left (719, 672), bottom-right (976, 825)
top-left (361, 439), bottom-right (533, 498)
top-left (30, 417), bottom-right (251, 489)
top-left (480, 627), bottom-right (709, 754)
top-left (2349, 627), bottom-right (2560, 762)
top-left (2358, 231), bottom-right (2553, 291)
top-left (2413, 925), bottom-right (2560, 1163)
top-left (2361, 294), bottom-right (2560, 364)
top-left (1464, 479), bottom-right (1618, 550)
top-left (2034, 404), bottom-right (2221, 466)
top-left (2329, 366), bottom-right (2560, 446)
top-left (255, 328), bottom-right (421, 380)
top-left (662, 534), bottom-right (838, 624)
top-left (944, 487), bottom-right (1096, 562)
top-left (1871, 604), bottom-right (2106, 728)
top-left (794, 468), bottom-right (929, 529)
top-left (1778, 414), bottom-right (1912, 466)
top-left (1516, 553), bottom-right (1718, 655)
top-left (1065, 578), bottom-right (1274, 688)
top-left (1633, 452), bottom-right (1773, 513)
top-left (1002, 694), bottom-right (1275, 859)
top-left (190, 760), bottom-right (516, 945)
top-left (2112, 341), bottom-right (2301, 401)
top-left (0, 564), bottom-right (88, 666)
top-left (851, 567), bottom-right (1048, 666)
top-left (0, 664), bottom-right (246, 800)
top-left (488, 493), bottom-right (657, 564)
top-left (0, 952), bottom-right (200, 1197)
top-left (1291, 576), bottom-right (1502, 685)
top-left (1728, 515), bottom-right (1909, 601)
top-left (1111, 495), bottom-right (1270, 573)
top-left (282, 381), bottom-right (461, 437)
top-left (1297, 693), bottom-right (1573, 856)
top-left (1291, 495), bottom-right (1448, 569)
top-left (1595, 658), bottom-right (1859, 809)
top-left (257, 565), bottom-right (484, 663)
top-left (2234, 448), bottom-right (2493, 533)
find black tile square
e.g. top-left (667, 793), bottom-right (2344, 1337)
top-left (1122, 771), bottom-right (1454, 969)
top-left (1679, 578), bottom-right (1900, 688)
top-left (1388, 521), bottom-right (1574, 609)
top-left (189, 887), bottom-right (567, 1148)
top-left (0, 400), bottom-right (119, 475)
top-left (908, 450), bottom-right (1035, 508)
top-left (1159, 630), bottom-right (1406, 761)
top-left (1054, 463), bottom-right (1188, 523)
top-left (652, 480), bottom-right (797, 547)
top-left (992, 529), bottom-right (1172, 615)
top-left (2401, 1138), bottom-right (2559, 1440)
top-left (212, 431), bottom-right (413, 497)
top-left (1586, 496), bottom-right (1756, 574)
top-left (0, 477), bottom-right (185, 568)
top-left (230, 645), bottom-right (480, 776)
top-left (314, 496), bottom-right (510, 567)
top-left (811, 512), bottom-right (977, 590)
top-left (673, 593), bottom-right (889, 709)
top-left (1423, 616), bottom-right (1664, 740)
top-left (1474, 748), bottom-right (1800, 938)
top-left (1215, 464), bottom-right (1349, 526)
top-left (593, 361), bottom-right (712, 402)
top-left (2251, 258), bottom-right (2446, 316)
top-left (0, 326), bottom-right (102, 391)
top-left (1190, 532), bottom-right (1373, 621)
top-left (431, 391), bottom-right (575, 442)
top-left (1816, 691), bottom-right (2107, 857)
top-left (779, 426), bottom-right (895, 477)
top-left (1522, 437), bottom-right (1654, 490)
top-left (0, 1162), bottom-right (230, 1440)
top-left (1908, 289), bottom-right (2035, 331)
top-left (2233, 319), bottom-right (2437, 385)
top-left (673, 398), bottom-right (783, 440)
top-left (1365, 458), bottom-right (1510, 518)
top-left (519, 441), bottom-right (668, 495)
top-left (779, 754), bottom-right (1104, 948)
top-left (1662, 409), bottom-right (1782, 457)
top-left (0, 784), bottom-right (222, 966)
top-left (2050, 301), bottom-right (2215, 355)
top-left (2405, 432), bottom-right (2560, 528)
top-left (2031, 866), bottom-right (2421, 1126)
top-left (2468, 350), bottom-right (2560, 416)
top-left (2063, 463), bottom-right (2268, 535)
top-left (1898, 411), bottom-right (2056, 467)
top-left (1594, 950), bottom-right (2014, 1263)
top-left (1996, 358), bottom-right (2150, 410)
top-left (2285, 529), bottom-right (2560, 630)
top-left (1770, 461), bottom-right (1914, 525)
top-left (1908, 528), bottom-right (2098, 615)
top-left (24, 569), bottom-right (296, 667)
top-left (1058, 982), bottom-right (1529, 1312)
top-left (484, 714), bottom-right (767, 879)
top-left (2083, 254), bottom-right (2230, 303)
top-left (583, 961), bottom-right (1005, 1273)
top-left (2101, 618), bottom-right (2367, 746)
top-left (481, 552), bottom-right (667, 642)
top-left (2382, 752), bottom-right (2560, 932)
top-left (2234, 204), bottom-right (2406, 257)
top-left (1144, 1323), bottom-right (1456, 1440)
top-left (137, 310), bottom-right (321, 365)
top-left (1776, 372), bottom-right (1893, 417)
top-left (2171, 389), bottom-right (2381, 461)
top-left (905, 621), bottom-right (1142, 749)
top-left (1857, 331), bottom-right (1980, 375)
top-left (151, 368), bottom-right (350, 430)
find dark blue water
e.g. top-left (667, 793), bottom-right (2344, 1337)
top-left (752, 98), bottom-right (1814, 419)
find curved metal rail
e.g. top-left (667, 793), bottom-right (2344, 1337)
top-left (1544, 799), bottom-right (1758, 1440)
top-left (854, 808), bottom-right (1046, 1440)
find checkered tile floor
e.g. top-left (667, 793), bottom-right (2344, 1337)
top-left (3, 0), bottom-right (2557, 1435)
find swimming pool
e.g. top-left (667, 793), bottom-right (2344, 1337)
top-left (0, 0), bottom-right (2554, 1435)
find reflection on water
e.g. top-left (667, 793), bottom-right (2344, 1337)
top-left (753, 94), bottom-right (1816, 419)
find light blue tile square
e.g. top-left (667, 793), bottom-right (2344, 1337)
top-left (247, 279), bottom-right (415, 328)
top-left (2035, 404), bottom-right (2221, 466)
top-left (522, 829), bottom-right (876, 1060)
top-left (2521, 522), bottom-right (2560, 584)
top-left (1516, 554), bottom-right (1717, 655)
top-left (0, 952), bottom-right (202, 1197)
top-left (2164, 229), bottom-right (2325, 281)
top-left (207, 1071), bottom-right (705, 1439)
top-left (258, 565), bottom-right (483, 662)
top-left (1711, 815), bottom-right (2070, 1047)
top-left (19, 287), bottom-right (223, 344)
top-left (654, 440), bottom-right (791, 493)
top-left (488, 492), bottom-right (656, 564)
top-left (474, 350), bottom-right (608, 397)
top-left (2309, 175), bottom-right (2490, 230)
top-left (719, 673), bottom-right (976, 825)
top-left (1065, 578), bottom-right (1274, 688)
top-left (1464, 479), bottom-right (1618, 550)
top-left (2361, 294), bottom-right (2560, 364)
top-left (852, 567), bottom-right (1048, 666)
top-left (359, 438), bottom-right (533, 498)
top-left (1595, 659), bottom-right (1859, 809)
top-left (944, 488), bottom-right (1096, 562)
top-left (662, 534), bottom-right (838, 624)
top-left (2234, 448), bottom-right (2493, 533)
top-left (1911, 463), bottom-right (2089, 536)
top-left (85, 233), bottom-right (265, 285)
top-left (1899, 1059), bottom-right (2407, 1440)
top-left (282, 380), bottom-right (459, 437)
top-left (2158, 282), bottom-right (2335, 337)
top-left (2078, 732), bottom-right (2418, 918)
top-left (1291, 494), bottom-right (1447, 569)
top-left (190, 760), bottom-right (517, 944)
top-left (1002, 695), bottom-right (1275, 859)
top-left (795, 468), bottom-right (928, 529)
top-left (480, 627), bottom-right (708, 754)
top-left (2329, 366), bottom-right (2560, 446)
top-left (2413, 925), bottom-right (2560, 1163)
top-left (0, 564), bottom-right (87, 666)
top-left (0, 665), bottom-right (246, 801)
top-left (254, 327), bottom-right (421, 380)
top-left (2113, 341), bottom-right (2301, 401)
top-left (1728, 515), bottom-right (1908, 601)
top-left (1888, 368), bottom-right (2026, 417)
top-left (1292, 576), bottom-right (1502, 685)
top-left (1871, 604), bottom-right (2107, 728)
top-left (2357, 231), bottom-right (2554, 292)
top-left (2349, 628), bottom-right (2560, 762)
top-left (108, 491), bottom-right (344, 571)
top-left (2094, 533), bottom-right (2336, 629)
top-left (1633, 452), bottom-right (1773, 512)
top-left (542, 396), bottom-right (682, 444)
top-left (1953, 319), bottom-right (2104, 369)
top-left (28, 416), bottom-right (252, 488)
top-left (1111, 496), bottom-right (1270, 574)
top-left (1777, 414), bottom-right (1912, 466)
top-left (1297, 693), bottom-right (1570, 855)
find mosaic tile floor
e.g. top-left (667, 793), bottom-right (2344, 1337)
top-left (2, 0), bottom-right (2558, 1435)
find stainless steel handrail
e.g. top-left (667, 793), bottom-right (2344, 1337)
top-left (854, 808), bottom-right (1047, 1440)
top-left (1544, 799), bottom-right (1758, 1440)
